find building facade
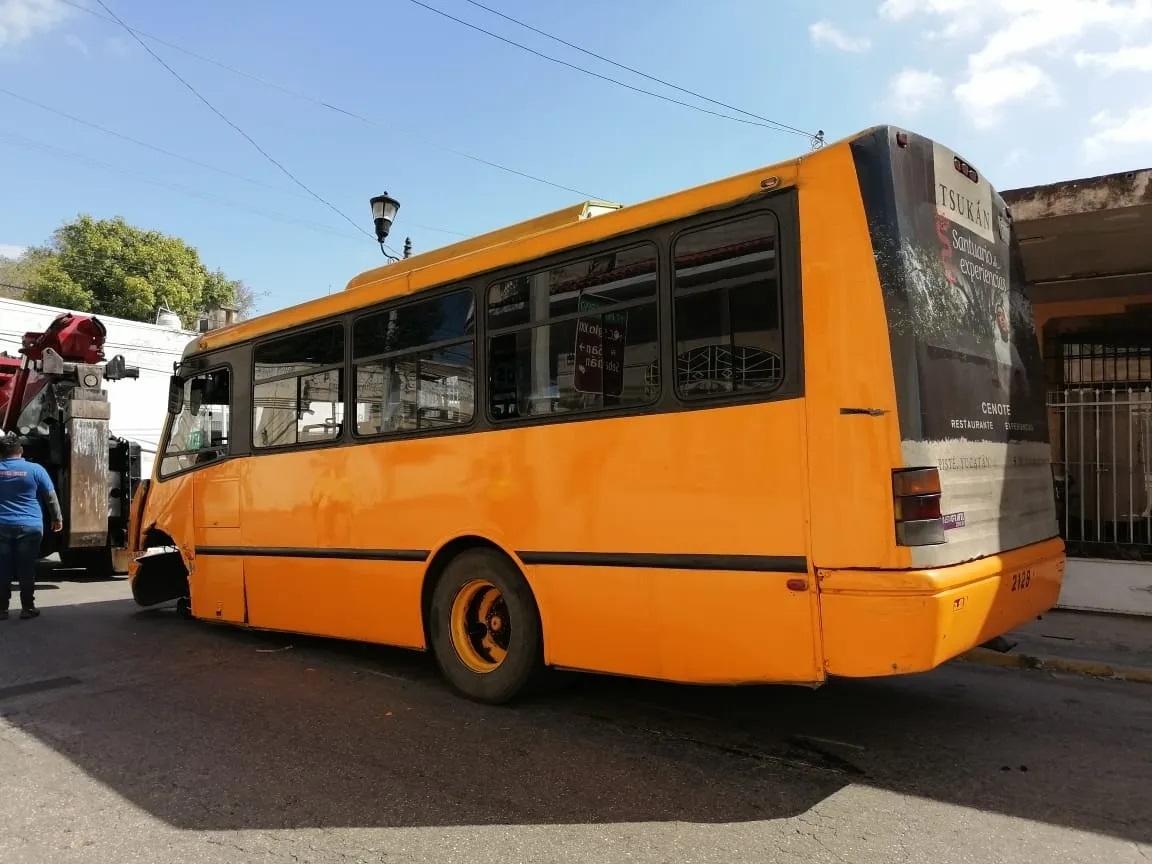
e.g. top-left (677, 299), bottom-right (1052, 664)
top-left (1004, 169), bottom-right (1152, 616)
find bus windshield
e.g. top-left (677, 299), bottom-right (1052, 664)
top-left (853, 129), bottom-right (1058, 568)
top-left (159, 369), bottom-right (232, 476)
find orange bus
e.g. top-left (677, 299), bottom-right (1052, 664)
top-left (127, 125), bottom-right (1065, 704)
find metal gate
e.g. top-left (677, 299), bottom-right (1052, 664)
top-left (1049, 340), bottom-right (1152, 561)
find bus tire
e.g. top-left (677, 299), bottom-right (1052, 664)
top-left (428, 548), bottom-right (544, 705)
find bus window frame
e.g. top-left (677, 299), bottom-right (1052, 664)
top-left (348, 282), bottom-right (481, 443)
top-left (250, 319), bottom-right (349, 453)
top-left (155, 360), bottom-right (236, 482)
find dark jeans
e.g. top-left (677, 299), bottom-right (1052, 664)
top-left (0, 524), bottom-right (42, 611)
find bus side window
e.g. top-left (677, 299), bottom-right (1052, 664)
top-left (486, 243), bottom-right (660, 422)
top-left (352, 289), bottom-right (476, 437)
top-left (672, 213), bottom-right (784, 398)
top-left (252, 324), bottom-right (346, 450)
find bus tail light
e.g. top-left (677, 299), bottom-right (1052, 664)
top-left (893, 467), bottom-right (946, 547)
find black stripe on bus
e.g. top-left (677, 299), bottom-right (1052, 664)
top-left (193, 547), bottom-right (808, 573)
top-left (515, 551), bottom-right (809, 573)
top-left (194, 546), bottom-right (429, 562)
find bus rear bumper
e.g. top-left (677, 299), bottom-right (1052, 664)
top-left (818, 537), bottom-right (1066, 678)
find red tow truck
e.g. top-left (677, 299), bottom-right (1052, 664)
top-left (0, 311), bottom-right (142, 575)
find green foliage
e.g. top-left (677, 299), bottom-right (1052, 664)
top-left (16, 214), bottom-right (258, 327)
top-left (0, 247), bottom-right (53, 297)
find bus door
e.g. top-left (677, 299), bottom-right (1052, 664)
top-left (185, 370), bottom-right (247, 624)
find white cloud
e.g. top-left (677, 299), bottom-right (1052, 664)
top-left (878, 0), bottom-right (984, 19)
top-left (0, 0), bottom-right (71, 50)
top-left (809, 20), bottom-right (871, 53)
top-left (878, 0), bottom-right (994, 40)
top-left (1076, 43), bottom-right (1152, 72)
top-left (953, 61), bottom-right (1058, 128)
top-left (1084, 103), bottom-right (1152, 159)
top-left (0, 244), bottom-right (28, 260)
top-left (887, 68), bottom-right (945, 113)
top-left (876, 0), bottom-right (1152, 128)
top-left (967, 1), bottom-right (1152, 70)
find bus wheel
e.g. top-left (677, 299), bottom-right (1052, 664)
top-left (429, 548), bottom-right (543, 705)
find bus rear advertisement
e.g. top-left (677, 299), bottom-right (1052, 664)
top-left (127, 125), bottom-right (1064, 704)
top-left (852, 128), bottom-right (1057, 569)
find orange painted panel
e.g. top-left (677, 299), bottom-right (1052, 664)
top-left (528, 564), bottom-right (661, 678)
top-left (189, 555), bottom-right (246, 624)
top-left (185, 462), bottom-right (247, 623)
top-left (651, 569), bottom-right (821, 684)
top-left (532, 564), bottom-right (821, 685)
top-left (244, 558), bottom-right (425, 649)
top-left (138, 473), bottom-right (194, 556)
top-left (820, 537), bottom-right (1064, 676)
top-left (794, 143), bottom-right (909, 572)
top-left (238, 401), bottom-right (809, 561)
top-left (193, 460), bottom-right (241, 538)
top-left (234, 398), bottom-right (813, 676)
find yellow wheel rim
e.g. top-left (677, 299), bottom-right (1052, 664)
top-left (449, 579), bottom-right (510, 674)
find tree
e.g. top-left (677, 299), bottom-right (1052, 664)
top-left (19, 214), bottom-right (259, 328)
top-left (0, 247), bottom-right (53, 298)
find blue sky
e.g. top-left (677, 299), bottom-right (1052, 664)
top-left (2, 0), bottom-right (1150, 317)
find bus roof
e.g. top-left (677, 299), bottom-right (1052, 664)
top-left (193, 125), bottom-right (889, 354)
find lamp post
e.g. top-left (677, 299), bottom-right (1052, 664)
top-left (369, 192), bottom-right (412, 262)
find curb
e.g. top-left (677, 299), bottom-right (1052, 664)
top-left (960, 647), bottom-right (1152, 684)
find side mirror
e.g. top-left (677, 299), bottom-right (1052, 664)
top-left (167, 376), bottom-right (184, 414)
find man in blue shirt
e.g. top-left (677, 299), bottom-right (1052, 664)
top-left (0, 433), bottom-right (63, 619)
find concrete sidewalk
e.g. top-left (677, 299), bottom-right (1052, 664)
top-left (961, 609), bottom-right (1152, 684)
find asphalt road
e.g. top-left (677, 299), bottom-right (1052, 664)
top-left (1, 573), bottom-right (1149, 864)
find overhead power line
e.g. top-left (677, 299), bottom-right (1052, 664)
top-left (57, 0), bottom-right (601, 200)
top-left (92, 0), bottom-right (374, 243)
top-left (0, 128), bottom-right (364, 243)
top-left (0, 87), bottom-right (468, 239)
top-left (404, 0), bottom-right (818, 140)
top-left (0, 87), bottom-right (296, 200)
top-left (460, 0), bottom-right (818, 140)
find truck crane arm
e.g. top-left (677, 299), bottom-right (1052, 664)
top-left (0, 311), bottom-right (140, 433)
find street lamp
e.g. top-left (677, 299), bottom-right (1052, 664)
top-left (369, 193), bottom-right (415, 262)
top-left (370, 192), bottom-right (400, 242)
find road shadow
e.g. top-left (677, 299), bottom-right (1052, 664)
top-left (1, 596), bottom-right (1150, 840)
